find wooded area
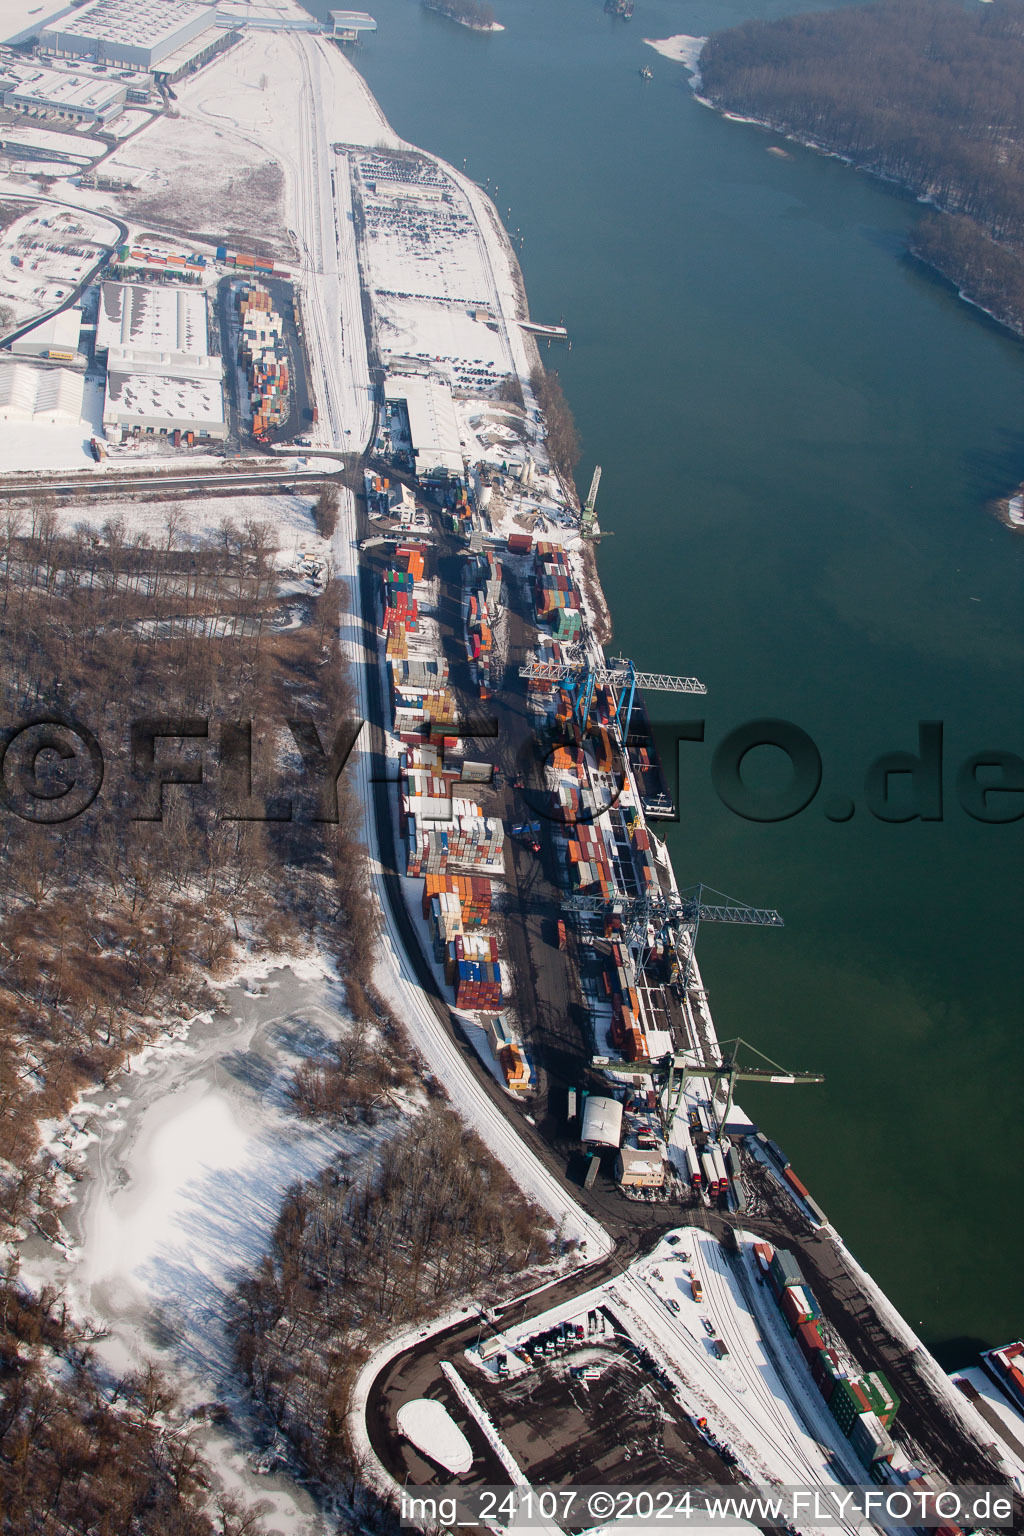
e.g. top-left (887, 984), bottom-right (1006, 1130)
top-left (0, 502), bottom-right (367, 1215)
top-left (699, 0), bottom-right (1024, 333)
top-left (232, 1100), bottom-right (552, 1498)
top-left (530, 366), bottom-right (581, 486)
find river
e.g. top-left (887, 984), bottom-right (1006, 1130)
top-left (308, 0), bottom-right (1024, 1361)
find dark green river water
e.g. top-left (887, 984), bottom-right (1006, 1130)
top-left (312, 0), bottom-right (1024, 1361)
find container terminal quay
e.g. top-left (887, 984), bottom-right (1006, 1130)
top-left (0, 2), bottom-right (1022, 1529)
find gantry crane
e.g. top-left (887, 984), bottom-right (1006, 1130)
top-left (581, 464), bottom-right (602, 537)
top-left (603, 1037), bottom-right (823, 1133)
top-left (664, 1037), bottom-right (824, 1135)
top-left (519, 652), bottom-right (705, 737)
top-left (564, 882), bottom-right (782, 985)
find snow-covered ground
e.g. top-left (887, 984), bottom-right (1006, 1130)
top-left (20, 962), bottom-right (379, 1536)
top-left (643, 34), bottom-right (708, 82)
top-left (0, 202), bottom-right (117, 325)
top-left (44, 488), bottom-right (327, 561)
top-left (459, 1227), bottom-right (882, 1536)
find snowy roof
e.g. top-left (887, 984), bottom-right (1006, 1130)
top-left (10, 306), bottom-right (82, 355)
top-left (330, 10), bottom-right (376, 29)
top-left (41, 0), bottom-right (210, 52)
top-left (385, 371), bottom-right (463, 474)
top-left (104, 367), bottom-right (224, 425)
top-left (1, 64), bottom-right (126, 110)
top-left (0, 361), bottom-right (83, 423)
top-left (395, 1398), bottom-right (473, 1475)
top-left (581, 1095), bottom-right (623, 1148)
top-left (97, 281), bottom-right (209, 361)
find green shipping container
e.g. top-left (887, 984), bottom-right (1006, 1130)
top-left (829, 1376), bottom-right (872, 1435)
top-left (860, 1370), bottom-right (900, 1428)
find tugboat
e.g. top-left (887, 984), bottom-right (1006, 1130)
top-left (639, 64), bottom-right (653, 79)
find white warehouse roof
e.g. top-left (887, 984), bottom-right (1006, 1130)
top-left (581, 1094), bottom-right (623, 1149)
top-left (11, 306), bottom-right (83, 357)
top-left (39, 0), bottom-right (212, 67)
top-left (103, 367), bottom-right (225, 434)
top-left (0, 361), bottom-right (84, 423)
top-left (97, 281), bottom-right (209, 362)
top-left (385, 370), bottom-right (463, 477)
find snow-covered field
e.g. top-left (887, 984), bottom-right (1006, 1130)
top-left (45, 488), bottom-right (326, 559)
top-left (20, 962), bottom-right (380, 1536)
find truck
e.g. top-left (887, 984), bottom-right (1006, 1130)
top-left (700, 1150), bottom-right (718, 1193)
top-left (89, 437), bottom-right (106, 462)
top-left (684, 1143), bottom-right (702, 1188)
top-left (691, 1277), bottom-right (703, 1303)
top-left (711, 1144), bottom-right (729, 1194)
top-left (511, 820), bottom-right (541, 852)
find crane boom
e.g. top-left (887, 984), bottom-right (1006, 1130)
top-left (519, 660), bottom-right (706, 694)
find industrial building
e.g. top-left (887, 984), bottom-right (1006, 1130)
top-left (0, 65), bottom-right (128, 123)
top-left (580, 1095), bottom-right (623, 1150)
top-left (615, 1146), bottom-right (665, 1188)
top-left (384, 370), bottom-right (464, 482)
top-left (38, 0), bottom-right (213, 71)
top-left (0, 362), bottom-right (84, 424)
top-left (11, 307), bottom-right (84, 363)
top-left (97, 280), bottom-right (209, 362)
top-left (96, 280), bottom-right (225, 441)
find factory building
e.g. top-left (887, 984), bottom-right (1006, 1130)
top-left (1, 66), bottom-right (128, 123)
top-left (96, 280), bottom-right (209, 362)
top-left (96, 280), bottom-right (225, 441)
top-left (39, 0), bottom-right (213, 71)
top-left (0, 363), bottom-right (84, 424)
top-left (384, 370), bottom-right (464, 482)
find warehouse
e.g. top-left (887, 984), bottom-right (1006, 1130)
top-left (96, 279), bottom-right (225, 441)
top-left (39, 0), bottom-right (212, 71)
top-left (96, 280), bottom-right (210, 363)
top-left (580, 1095), bottom-right (623, 1150)
top-left (1, 65), bottom-right (127, 123)
top-left (11, 307), bottom-right (83, 361)
top-left (384, 370), bottom-right (464, 482)
top-left (0, 361), bottom-right (84, 424)
top-left (102, 365), bottom-right (225, 440)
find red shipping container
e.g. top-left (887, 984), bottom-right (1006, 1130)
top-left (795, 1321), bottom-right (824, 1362)
top-left (781, 1286), bottom-right (813, 1332)
top-left (753, 1242), bottom-right (774, 1273)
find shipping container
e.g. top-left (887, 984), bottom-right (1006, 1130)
top-left (780, 1285), bottom-right (813, 1333)
top-left (859, 1370), bottom-right (900, 1428)
top-left (795, 1320), bottom-right (824, 1362)
top-left (768, 1248), bottom-right (804, 1298)
top-left (700, 1150), bottom-right (718, 1192)
top-left (829, 1377), bottom-right (873, 1436)
top-left (849, 1411), bottom-right (894, 1466)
